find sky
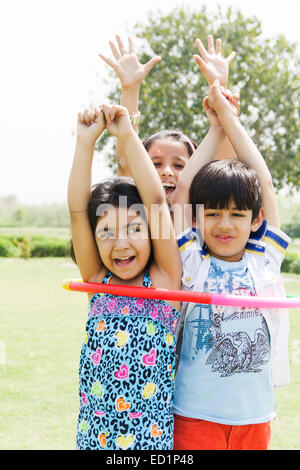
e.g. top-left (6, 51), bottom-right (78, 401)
top-left (0, 0), bottom-right (300, 205)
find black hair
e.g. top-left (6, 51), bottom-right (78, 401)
top-left (189, 159), bottom-right (262, 222)
top-left (70, 177), bottom-right (153, 269)
top-left (143, 129), bottom-right (197, 157)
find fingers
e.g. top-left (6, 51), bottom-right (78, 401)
top-left (144, 56), bottom-right (161, 75)
top-left (215, 38), bottom-right (221, 55)
top-left (98, 53), bottom-right (116, 69)
top-left (77, 112), bottom-right (85, 125)
top-left (102, 103), bottom-right (115, 123)
top-left (207, 34), bottom-right (215, 55)
top-left (195, 38), bottom-right (208, 60)
top-left (107, 35), bottom-right (137, 60)
top-left (101, 103), bottom-right (125, 123)
top-left (128, 35), bottom-right (136, 54)
top-left (202, 96), bottom-right (210, 111)
top-left (116, 35), bottom-right (126, 55)
top-left (226, 51), bottom-right (236, 64)
top-left (109, 40), bottom-right (121, 60)
top-left (193, 54), bottom-right (208, 72)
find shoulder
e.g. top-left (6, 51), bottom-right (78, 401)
top-left (176, 227), bottom-right (209, 289)
top-left (246, 220), bottom-right (291, 271)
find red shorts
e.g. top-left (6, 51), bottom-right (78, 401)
top-left (174, 414), bottom-right (271, 450)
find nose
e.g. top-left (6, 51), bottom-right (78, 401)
top-left (113, 235), bottom-right (130, 249)
top-left (161, 164), bottom-right (173, 177)
top-left (218, 213), bottom-right (234, 230)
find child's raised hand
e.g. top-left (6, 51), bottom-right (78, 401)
top-left (193, 35), bottom-right (236, 87)
top-left (102, 104), bottom-right (132, 139)
top-left (207, 80), bottom-right (240, 118)
top-left (77, 107), bottom-right (105, 144)
top-left (99, 35), bottom-right (161, 90)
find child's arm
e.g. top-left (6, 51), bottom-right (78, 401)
top-left (101, 103), bottom-right (181, 291)
top-left (172, 89), bottom-right (239, 234)
top-left (194, 35), bottom-right (238, 159)
top-left (99, 36), bottom-right (161, 176)
top-left (68, 107), bottom-right (106, 281)
top-left (208, 80), bottom-right (280, 228)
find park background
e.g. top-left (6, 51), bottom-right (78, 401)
top-left (0, 0), bottom-right (300, 450)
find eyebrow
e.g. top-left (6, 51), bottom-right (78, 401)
top-left (205, 207), bottom-right (248, 211)
top-left (151, 155), bottom-right (187, 161)
top-left (97, 218), bottom-right (145, 232)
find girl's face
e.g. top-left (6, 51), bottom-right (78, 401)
top-left (95, 206), bottom-right (151, 281)
top-left (148, 138), bottom-right (190, 205)
top-left (201, 200), bottom-right (264, 262)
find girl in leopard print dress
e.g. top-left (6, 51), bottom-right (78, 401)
top-left (68, 103), bottom-right (181, 450)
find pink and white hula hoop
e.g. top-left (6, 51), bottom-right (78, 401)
top-left (62, 279), bottom-right (300, 309)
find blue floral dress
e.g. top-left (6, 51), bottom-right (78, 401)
top-left (76, 272), bottom-right (180, 450)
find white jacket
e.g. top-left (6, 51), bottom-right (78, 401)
top-left (177, 220), bottom-right (291, 388)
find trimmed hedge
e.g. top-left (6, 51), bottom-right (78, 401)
top-left (281, 251), bottom-right (300, 274)
top-left (0, 235), bottom-right (70, 258)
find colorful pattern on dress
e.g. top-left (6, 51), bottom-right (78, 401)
top-left (76, 272), bottom-right (180, 450)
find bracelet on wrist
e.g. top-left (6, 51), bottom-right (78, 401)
top-left (129, 111), bottom-right (140, 126)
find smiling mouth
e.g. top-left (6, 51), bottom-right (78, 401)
top-left (163, 183), bottom-right (175, 194)
top-left (114, 256), bottom-right (135, 266)
top-left (215, 235), bottom-right (233, 242)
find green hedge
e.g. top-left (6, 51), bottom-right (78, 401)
top-left (281, 251), bottom-right (300, 274)
top-left (0, 235), bottom-right (70, 258)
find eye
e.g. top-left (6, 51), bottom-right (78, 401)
top-left (232, 212), bottom-right (245, 217)
top-left (128, 223), bottom-right (141, 234)
top-left (205, 211), bottom-right (218, 217)
top-left (97, 227), bottom-right (115, 239)
top-left (153, 162), bottom-right (161, 167)
top-left (174, 164), bottom-right (185, 169)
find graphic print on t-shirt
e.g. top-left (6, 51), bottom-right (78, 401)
top-left (185, 260), bottom-right (271, 378)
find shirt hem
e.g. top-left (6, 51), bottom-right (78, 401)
top-left (173, 407), bottom-right (276, 425)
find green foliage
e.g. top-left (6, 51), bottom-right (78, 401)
top-left (0, 238), bottom-right (16, 257)
top-left (0, 235), bottom-right (70, 258)
top-left (282, 251), bottom-right (300, 274)
top-left (96, 6), bottom-right (300, 189)
top-left (30, 237), bottom-right (70, 258)
top-left (282, 223), bottom-right (300, 239)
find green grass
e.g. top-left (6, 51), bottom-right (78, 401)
top-left (0, 258), bottom-right (299, 450)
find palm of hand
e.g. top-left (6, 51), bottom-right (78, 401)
top-left (115, 54), bottom-right (146, 88)
top-left (203, 55), bottom-right (229, 87)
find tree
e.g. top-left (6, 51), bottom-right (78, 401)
top-left (96, 5), bottom-right (300, 190)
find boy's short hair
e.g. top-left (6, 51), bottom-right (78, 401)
top-left (189, 159), bottom-right (262, 221)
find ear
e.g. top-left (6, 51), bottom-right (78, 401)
top-left (251, 207), bottom-right (264, 232)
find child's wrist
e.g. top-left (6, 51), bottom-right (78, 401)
top-left (209, 125), bottom-right (225, 135)
top-left (76, 136), bottom-right (97, 148)
top-left (121, 82), bottom-right (141, 94)
top-left (119, 128), bottom-right (137, 143)
top-left (217, 108), bottom-right (239, 124)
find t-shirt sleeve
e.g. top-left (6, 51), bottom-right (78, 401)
top-left (176, 227), bottom-right (203, 289)
top-left (262, 225), bottom-right (291, 273)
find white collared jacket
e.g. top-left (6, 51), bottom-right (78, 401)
top-left (177, 220), bottom-right (291, 388)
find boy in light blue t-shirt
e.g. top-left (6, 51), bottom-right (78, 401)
top-left (172, 78), bottom-right (290, 450)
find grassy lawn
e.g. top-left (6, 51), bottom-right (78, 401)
top-left (0, 257), bottom-right (299, 450)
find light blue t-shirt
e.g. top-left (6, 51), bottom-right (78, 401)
top-left (174, 256), bottom-right (276, 425)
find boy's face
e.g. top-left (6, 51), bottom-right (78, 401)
top-left (201, 200), bottom-right (264, 262)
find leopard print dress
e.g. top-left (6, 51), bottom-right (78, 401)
top-left (76, 272), bottom-right (180, 450)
